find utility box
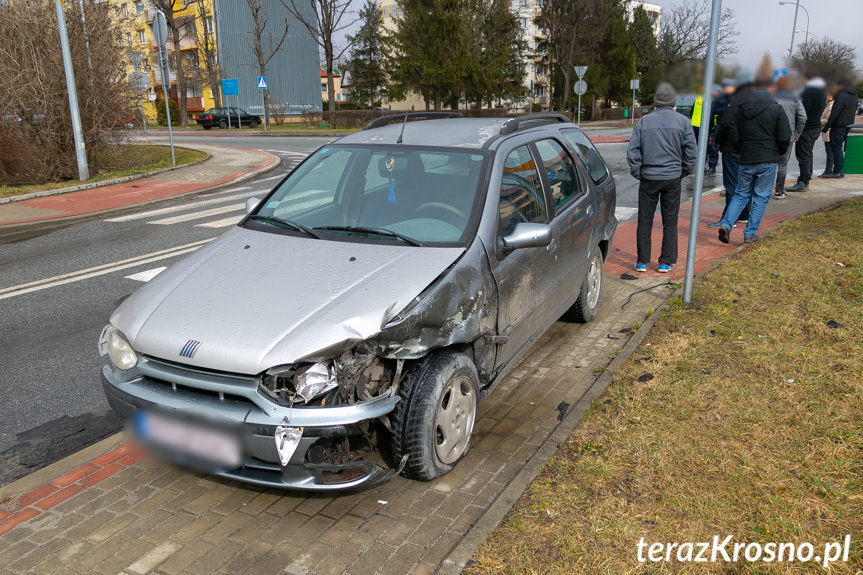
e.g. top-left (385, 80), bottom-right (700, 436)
top-left (843, 125), bottom-right (863, 174)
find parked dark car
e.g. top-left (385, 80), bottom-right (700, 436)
top-left (195, 107), bottom-right (261, 129)
top-left (99, 113), bottom-right (617, 490)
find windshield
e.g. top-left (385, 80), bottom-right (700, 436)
top-left (246, 145), bottom-right (489, 246)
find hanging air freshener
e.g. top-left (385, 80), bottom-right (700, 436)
top-left (386, 156), bottom-right (397, 204)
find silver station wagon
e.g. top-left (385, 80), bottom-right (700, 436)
top-left (99, 113), bottom-right (617, 490)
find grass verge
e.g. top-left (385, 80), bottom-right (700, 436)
top-left (465, 198), bottom-right (863, 574)
top-left (0, 145), bottom-right (206, 199)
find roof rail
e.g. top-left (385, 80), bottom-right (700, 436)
top-left (499, 113), bottom-right (571, 135)
top-left (363, 111), bottom-right (462, 131)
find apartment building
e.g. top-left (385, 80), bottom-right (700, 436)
top-left (111, 0), bottom-right (320, 122)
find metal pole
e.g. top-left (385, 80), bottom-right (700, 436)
top-left (578, 91), bottom-right (582, 126)
top-left (631, 85), bottom-right (636, 124)
top-left (55, 0), bottom-right (89, 181)
top-left (262, 88), bottom-right (267, 131)
top-left (141, 98), bottom-right (149, 144)
top-left (529, 79), bottom-right (533, 115)
top-left (683, 0), bottom-right (722, 304)
top-left (788, 0), bottom-right (800, 60)
top-left (158, 46), bottom-right (176, 165)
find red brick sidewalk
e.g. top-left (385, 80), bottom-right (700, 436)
top-left (606, 194), bottom-right (791, 281)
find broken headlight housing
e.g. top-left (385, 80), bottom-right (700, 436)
top-left (263, 362), bottom-right (338, 404)
top-left (98, 325), bottom-right (138, 371)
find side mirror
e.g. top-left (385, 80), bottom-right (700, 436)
top-left (502, 222), bottom-right (551, 250)
top-left (245, 197), bottom-right (260, 214)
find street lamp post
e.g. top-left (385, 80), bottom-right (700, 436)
top-left (779, 1), bottom-right (809, 58)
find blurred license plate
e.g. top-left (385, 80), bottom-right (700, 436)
top-left (135, 410), bottom-right (241, 468)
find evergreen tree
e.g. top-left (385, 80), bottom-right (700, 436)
top-left (600, 0), bottom-right (636, 106)
top-left (344, 0), bottom-right (385, 107)
top-left (628, 5), bottom-right (659, 104)
top-left (463, 0), bottom-right (526, 107)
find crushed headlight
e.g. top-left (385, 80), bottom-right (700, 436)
top-left (98, 325), bottom-right (138, 371)
top-left (295, 362), bottom-right (338, 403)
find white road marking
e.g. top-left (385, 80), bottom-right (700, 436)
top-left (0, 240), bottom-right (213, 300)
top-left (125, 267), bottom-right (167, 282)
top-left (266, 150), bottom-right (310, 157)
top-left (615, 206), bottom-right (639, 221)
top-left (256, 174), bottom-right (286, 182)
top-left (148, 204), bottom-right (244, 225)
top-left (105, 188), bottom-right (256, 222)
top-left (196, 216), bottom-right (243, 229)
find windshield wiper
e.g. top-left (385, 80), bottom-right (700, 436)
top-left (313, 225), bottom-right (424, 247)
top-left (248, 215), bottom-right (320, 239)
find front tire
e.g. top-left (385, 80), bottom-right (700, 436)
top-left (563, 249), bottom-right (604, 323)
top-left (218, 120), bottom-right (228, 129)
top-left (250, 118), bottom-right (260, 128)
top-left (391, 351), bottom-right (479, 480)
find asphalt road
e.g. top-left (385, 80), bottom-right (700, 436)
top-left (0, 127), bottom-right (822, 487)
top-left (0, 135), bottom-right (331, 487)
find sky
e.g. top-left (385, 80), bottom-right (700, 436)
top-left (658, 0), bottom-right (862, 70)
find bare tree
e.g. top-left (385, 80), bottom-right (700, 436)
top-left (150, 0), bottom-right (191, 126)
top-left (246, 0), bottom-right (289, 126)
top-left (280, 0), bottom-right (357, 122)
top-left (0, 0), bottom-right (131, 183)
top-left (657, 0), bottom-right (738, 66)
top-left (792, 39), bottom-right (857, 85)
top-left (196, 0), bottom-right (221, 108)
top-left (536, 0), bottom-right (611, 111)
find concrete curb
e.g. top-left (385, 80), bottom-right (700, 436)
top-left (0, 146), bottom-right (211, 205)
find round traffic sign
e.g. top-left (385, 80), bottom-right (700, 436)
top-left (574, 80), bottom-right (588, 96)
top-left (130, 71), bottom-right (150, 94)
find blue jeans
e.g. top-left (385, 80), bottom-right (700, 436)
top-left (721, 163), bottom-right (777, 239)
top-left (720, 152), bottom-right (751, 221)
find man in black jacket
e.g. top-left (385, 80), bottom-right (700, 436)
top-left (787, 74), bottom-right (826, 191)
top-left (718, 59), bottom-right (792, 244)
top-left (708, 69), bottom-right (754, 228)
top-left (822, 78), bottom-right (859, 178)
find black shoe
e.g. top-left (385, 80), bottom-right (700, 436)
top-left (744, 235), bottom-right (759, 243)
top-left (817, 171), bottom-right (831, 178)
top-left (822, 172), bottom-right (841, 179)
top-left (718, 227), bottom-right (730, 244)
top-left (786, 182), bottom-right (808, 192)
top-left (774, 190), bottom-right (788, 199)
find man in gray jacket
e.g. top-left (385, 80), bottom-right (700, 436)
top-left (772, 75), bottom-right (807, 198)
top-left (627, 82), bottom-right (697, 273)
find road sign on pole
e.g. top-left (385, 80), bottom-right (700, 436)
top-left (630, 78), bottom-right (640, 124)
top-left (574, 80), bottom-right (588, 126)
top-left (257, 77), bottom-right (268, 130)
top-left (574, 65), bottom-right (588, 79)
top-left (221, 79), bottom-right (239, 129)
top-left (152, 11), bottom-right (175, 165)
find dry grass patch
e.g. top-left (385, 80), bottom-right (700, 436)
top-left (466, 199), bottom-right (863, 574)
top-left (0, 145), bottom-right (206, 199)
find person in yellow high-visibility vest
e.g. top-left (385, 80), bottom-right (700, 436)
top-left (690, 93), bottom-right (721, 174)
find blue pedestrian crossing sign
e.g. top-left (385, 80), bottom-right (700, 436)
top-left (257, 76), bottom-right (268, 89)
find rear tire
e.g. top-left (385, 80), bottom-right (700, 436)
top-left (218, 120), bottom-right (228, 129)
top-left (250, 119), bottom-right (260, 128)
top-left (391, 351), bottom-right (479, 480)
top-left (563, 249), bottom-right (604, 323)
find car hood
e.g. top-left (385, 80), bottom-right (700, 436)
top-left (111, 228), bottom-right (465, 374)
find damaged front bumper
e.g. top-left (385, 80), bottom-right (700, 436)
top-left (101, 356), bottom-right (400, 490)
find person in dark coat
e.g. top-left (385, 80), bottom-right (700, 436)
top-left (821, 78), bottom-right (859, 178)
top-left (717, 57), bottom-right (792, 244)
top-left (787, 74), bottom-right (826, 191)
top-left (708, 69), bottom-right (754, 228)
top-left (627, 82), bottom-right (697, 273)
top-left (771, 75), bottom-right (807, 198)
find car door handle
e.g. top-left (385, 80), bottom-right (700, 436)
top-left (546, 238), bottom-right (558, 253)
top-left (586, 205), bottom-right (593, 217)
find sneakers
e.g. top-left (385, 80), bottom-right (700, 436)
top-left (774, 190), bottom-right (788, 199)
top-left (657, 264), bottom-right (673, 273)
top-left (822, 172), bottom-right (843, 179)
top-left (744, 235), bottom-right (759, 243)
top-left (786, 181), bottom-right (808, 192)
top-left (633, 262), bottom-right (646, 272)
top-left (718, 227), bottom-right (730, 244)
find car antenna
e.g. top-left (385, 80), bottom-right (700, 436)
top-left (396, 114), bottom-right (408, 144)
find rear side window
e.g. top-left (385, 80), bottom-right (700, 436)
top-left (562, 129), bottom-right (610, 184)
top-left (498, 145), bottom-right (547, 236)
top-left (535, 138), bottom-right (582, 211)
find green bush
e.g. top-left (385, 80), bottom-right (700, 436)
top-left (156, 99), bottom-right (180, 126)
